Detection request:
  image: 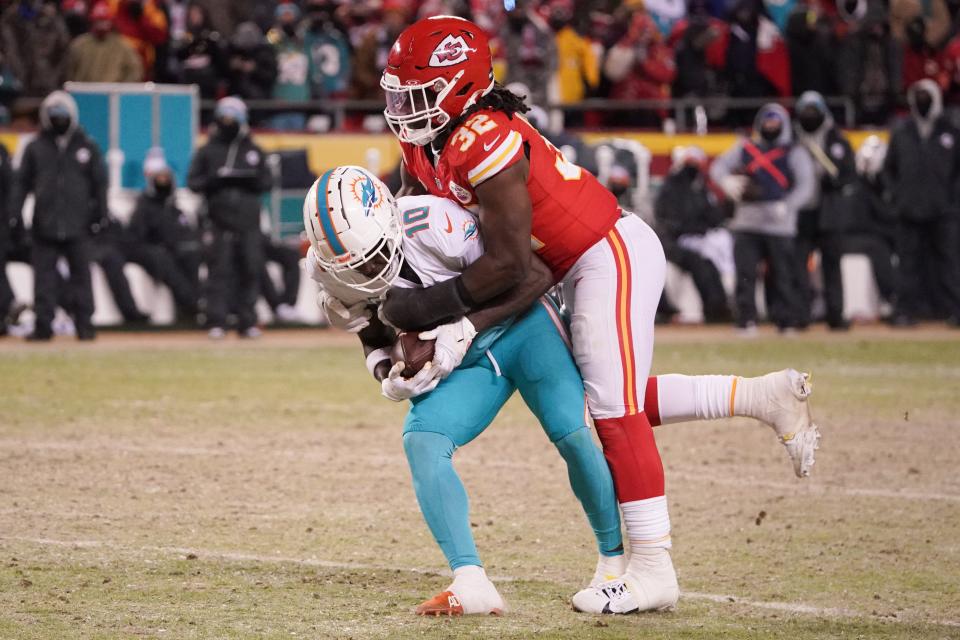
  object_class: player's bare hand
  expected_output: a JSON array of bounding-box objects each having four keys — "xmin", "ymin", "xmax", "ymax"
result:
[
  {"xmin": 419, "ymin": 317, "xmax": 477, "ymax": 379},
  {"xmin": 381, "ymin": 361, "xmax": 441, "ymax": 402}
]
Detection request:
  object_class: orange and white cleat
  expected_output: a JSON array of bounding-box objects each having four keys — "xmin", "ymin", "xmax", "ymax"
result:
[
  {"xmin": 414, "ymin": 566, "xmax": 505, "ymax": 616},
  {"xmin": 415, "ymin": 591, "xmax": 467, "ymax": 616}
]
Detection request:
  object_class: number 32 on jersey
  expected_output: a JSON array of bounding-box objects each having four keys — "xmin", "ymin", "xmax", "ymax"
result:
[{"xmin": 455, "ymin": 114, "xmax": 582, "ymax": 182}]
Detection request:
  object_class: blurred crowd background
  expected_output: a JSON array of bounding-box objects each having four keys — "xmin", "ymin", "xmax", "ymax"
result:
[
  {"xmin": 4, "ymin": 0, "xmax": 960, "ymax": 128},
  {"xmin": 1, "ymin": 0, "xmax": 959, "ymax": 341}
]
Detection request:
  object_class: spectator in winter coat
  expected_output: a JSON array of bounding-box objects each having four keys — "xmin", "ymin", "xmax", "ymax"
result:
[
  {"xmin": 838, "ymin": 4, "xmax": 899, "ymax": 126},
  {"xmin": 883, "ymin": 79, "xmax": 960, "ymax": 326},
  {"xmin": 549, "ymin": 0, "xmax": 599, "ymax": 105},
  {"xmin": 173, "ymin": 2, "xmax": 225, "ymax": 99},
  {"xmin": 889, "ymin": 0, "xmax": 951, "ymax": 50},
  {"xmin": 792, "ymin": 91, "xmax": 858, "ymax": 329},
  {"xmin": 106, "ymin": 0, "xmax": 169, "ymax": 80},
  {"xmin": 784, "ymin": 1, "xmax": 840, "ymax": 96},
  {"xmin": 65, "ymin": 2, "xmax": 143, "ymax": 82},
  {"xmin": 10, "ymin": 91, "xmax": 109, "ymax": 341},
  {"xmin": 844, "ymin": 135, "xmax": 898, "ymax": 315},
  {"xmin": 710, "ymin": 103, "xmax": 816, "ymax": 332},
  {"xmin": 725, "ymin": 0, "xmax": 784, "ymax": 105},
  {"xmin": 351, "ymin": 2, "xmax": 408, "ymax": 101},
  {"xmin": 0, "ymin": 0, "xmax": 70, "ymax": 97},
  {"xmin": 187, "ymin": 97, "xmax": 272, "ymax": 339},
  {"xmin": 127, "ymin": 149, "xmax": 201, "ymax": 320},
  {"xmin": 267, "ymin": 3, "xmax": 310, "ymax": 130},
  {"xmin": 899, "ymin": 15, "xmax": 952, "ymax": 92},
  {"xmin": 654, "ymin": 146, "xmax": 732, "ymax": 322},
  {"xmin": 502, "ymin": 0, "xmax": 557, "ymax": 107},
  {"xmin": 669, "ymin": 0, "xmax": 727, "ymax": 102},
  {"xmin": 225, "ymin": 22, "xmax": 278, "ymax": 104},
  {"xmin": 302, "ymin": 0, "xmax": 351, "ymax": 99},
  {"xmin": 603, "ymin": 8, "xmax": 676, "ymax": 126}
]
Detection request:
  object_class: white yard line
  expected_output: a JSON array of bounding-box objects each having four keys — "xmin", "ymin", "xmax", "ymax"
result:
[{"xmin": 1, "ymin": 535, "xmax": 957, "ymax": 628}]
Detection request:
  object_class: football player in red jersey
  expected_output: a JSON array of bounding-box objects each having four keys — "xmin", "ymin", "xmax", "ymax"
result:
[{"xmin": 374, "ymin": 16, "xmax": 820, "ymax": 615}]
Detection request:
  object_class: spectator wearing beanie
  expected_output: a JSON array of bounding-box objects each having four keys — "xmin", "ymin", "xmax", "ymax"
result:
[{"xmin": 187, "ymin": 97, "xmax": 271, "ymax": 339}]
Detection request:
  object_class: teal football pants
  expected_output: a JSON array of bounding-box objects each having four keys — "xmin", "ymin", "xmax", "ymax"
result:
[{"xmin": 402, "ymin": 299, "xmax": 622, "ymax": 570}]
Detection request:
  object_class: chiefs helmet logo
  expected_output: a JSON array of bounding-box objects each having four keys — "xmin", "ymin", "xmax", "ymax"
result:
[{"xmin": 429, "ymin": 35, "xmax": 476, "ymax": 67}]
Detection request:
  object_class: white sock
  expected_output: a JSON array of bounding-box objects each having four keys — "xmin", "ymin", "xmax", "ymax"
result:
[
  {"xmin": 592, "ymin": 553, "xmax": 628, "ymax": 586},
  {"xmin": 621, "ymin": 495, "xmax": 671, "ymax": 550},
  {"xmin": 450, "ymin": 565, "xmax": 503, "ymax": 614},
  {"xmin": 732, "ymin": 375, "xmax": 766, "ymax": 420},
  {"xmin": 452, "ymin": 565, "xmax": 487, "ymax": 584},
  {"xmin": 656, "ymin": 374, "xmax": 736, "ymax": 424}
]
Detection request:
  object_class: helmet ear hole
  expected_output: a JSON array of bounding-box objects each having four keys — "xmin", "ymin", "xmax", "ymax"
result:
[{"xmin": 455, "ymin": 82, "xmax": 474, "ymax": 97}]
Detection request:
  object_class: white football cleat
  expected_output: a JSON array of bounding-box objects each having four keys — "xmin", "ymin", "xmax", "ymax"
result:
[
  {"xmin": 415, "ymin": 565, "xmax": 505, "ymax": 616},
  {"xmin": 572, "ymin": 549, "xmax": 678, "ymax": 614},
  {"xmin": 738, "ymin": 369, "xmax": 821, "ymax": 478}
]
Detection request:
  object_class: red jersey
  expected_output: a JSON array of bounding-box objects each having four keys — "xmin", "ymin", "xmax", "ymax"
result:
[{"xmin": 400, "ymin": 109, "xmax": 620, "ymax": 279}]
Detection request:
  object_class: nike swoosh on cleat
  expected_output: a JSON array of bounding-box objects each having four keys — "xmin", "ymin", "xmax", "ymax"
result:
[{"xmin": 483, "ymin": 136, "xmax": 501, "ymax": 152}]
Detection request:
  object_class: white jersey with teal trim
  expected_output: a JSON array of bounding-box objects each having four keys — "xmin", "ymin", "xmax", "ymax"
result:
[
  {"xmin": 393, "ymin": 194, "xmax": 483, "ymax": 289},
  {"xmin": 310, "ymin": 194, "xmax": 482, "ymax": 304}
]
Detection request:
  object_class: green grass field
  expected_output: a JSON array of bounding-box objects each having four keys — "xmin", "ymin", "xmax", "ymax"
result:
[{"xmin": 1, "ymin": 328, "xmax": 958, "ymax": 639}]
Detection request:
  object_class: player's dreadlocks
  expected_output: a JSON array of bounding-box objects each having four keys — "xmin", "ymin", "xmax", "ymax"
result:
[
  {"xmin": 435, "ymin": 84, "xmax": 530, "ymax": 151},
  {"xmin": 467, "ymin": 83, "xmax": 531, "ymax": 120}
]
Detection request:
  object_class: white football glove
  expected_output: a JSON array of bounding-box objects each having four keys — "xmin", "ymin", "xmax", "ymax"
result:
[
  {"xmin": 719, "ymin": 174, "xmax": 749, "ymax": 202},
  {"xmin": 381, "ymin": 361, "xmax": 441, "ymax": 402},
  {"xmin": 419, "ymin": 317, "xmax": 477, "ymax": 379},
  {"xmin": 318, "ymin": 290, "xmax": 372, "ymax": 333}
]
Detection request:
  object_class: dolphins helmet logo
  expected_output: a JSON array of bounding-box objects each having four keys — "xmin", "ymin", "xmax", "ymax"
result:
[{"xmin": 349, "ymin": 174, "xmax": 382, "ymax": 217}]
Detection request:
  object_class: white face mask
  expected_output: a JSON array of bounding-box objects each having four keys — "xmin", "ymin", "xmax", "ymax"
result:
[{"xmin": 381, "ymin": 72, "xmax": 461, "ymax": 146}]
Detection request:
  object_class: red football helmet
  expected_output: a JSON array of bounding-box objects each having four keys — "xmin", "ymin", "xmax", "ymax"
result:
[{"xmin": 380, "ymin": 16, "xmax": 494, "ymax": 146}]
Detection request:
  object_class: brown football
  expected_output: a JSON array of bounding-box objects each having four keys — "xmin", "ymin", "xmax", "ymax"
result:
[{"xmin": 398, "ymin": 332, "xmax": 436, "ymax": 378}]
